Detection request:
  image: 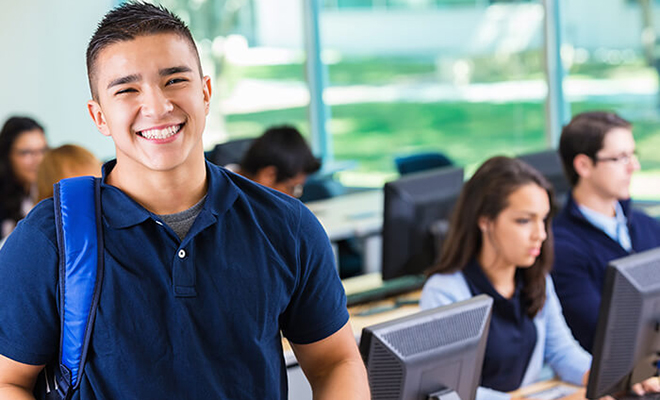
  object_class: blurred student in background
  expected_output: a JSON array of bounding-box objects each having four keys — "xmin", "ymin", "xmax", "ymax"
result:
[
  {"xmin": 552, "ymin": 111, "xmax": 660, "ymax": 353},
  {"xmin": 0, "ymin": 116, "xmax": 48, "ymax": 240},
  {"xmin": 238, "ymin": 125, "xmax": 364, "ymax": 278},
  {"xmin": 36, "ymin": 144, "xmax": 102, "ymax": 202},
  {"xmin": 421, "ymin": 156, "xmax": 591, "ymax": 400},
  {"xmin": 238, "ymin": 125, "xmax": 320, "ymax": 198},
  {"xmin": 420, "ymin": 155, "xmax": 659, "ymax": 399}
]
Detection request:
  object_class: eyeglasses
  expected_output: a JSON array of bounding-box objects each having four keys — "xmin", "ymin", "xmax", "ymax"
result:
[
  {"xmin": 291, "ymin": 183, "xmax": 304, "ymax": 199},
  {"xmin": 594, "ymin": 152, "xmax": 638, "ymax": 166},
  {"xmin": 12, "ymin": 147, "xmax": 47, "ymax": 158}
]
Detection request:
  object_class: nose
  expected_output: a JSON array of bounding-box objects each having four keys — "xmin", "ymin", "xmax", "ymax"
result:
[
  {"xmin": 533, "ymin": 220, "xmax": 547, "ymax": 242},
  {"xmin": 141, "ymin": 86, "xmax": 173, "ymax": 118},
  {"xmin": 630, "ymin": 154, "xmax": 641, "ymax": 172},
  {"xmin": 33, "ymin": 151, "xmax": 45, "ymax": 165}
]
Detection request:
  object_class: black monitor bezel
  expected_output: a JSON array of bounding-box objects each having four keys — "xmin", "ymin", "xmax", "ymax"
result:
[
  {"xmin": 587, "ymin": 247, "xmax": 660, "ymax": 398},
  {"xmin": 381, "ymin": 166, "xmax": 464, "ymax": 281}
]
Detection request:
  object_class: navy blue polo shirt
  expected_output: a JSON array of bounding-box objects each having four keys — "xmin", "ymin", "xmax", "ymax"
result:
[
  {"xmin": 463, "ymin": 259, "xmax": 537, "ymax": 392},
  {"xmin": 0, "ymin": 161, "xmax": 348, "ymax": 399},
  {"xmin": 552, "ymin": 193, "xmax": 660, "ymax": 352}
]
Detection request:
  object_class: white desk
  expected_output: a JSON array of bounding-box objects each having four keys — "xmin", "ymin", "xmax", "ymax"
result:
[{"xmin": 305, "ymin": 190, "xmax": 383, "ymax": 273}]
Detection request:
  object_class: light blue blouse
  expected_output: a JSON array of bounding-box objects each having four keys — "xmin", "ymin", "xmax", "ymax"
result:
[{"xmin": 420, "ymin": 273, "xmax": 591, "ymax": 400}]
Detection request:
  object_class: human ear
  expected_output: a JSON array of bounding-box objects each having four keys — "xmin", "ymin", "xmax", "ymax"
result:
[
  {"xmin": 202, "ymin": 75, "xmax": 212, "ymax": 115},
  {"xmin": 573, "ymin": 153, "xmax": 594, "ymax": 179},
  {"xmin": 478, "ymin": 216, "xmax": 490, "ymax": 232},
  {"xmin": 87, "ymin": 100, "xmax": 111, "ymax": 137},
  {"xmin": 254, "ymin": 166, "xmax": 278, "ymax": 187}
]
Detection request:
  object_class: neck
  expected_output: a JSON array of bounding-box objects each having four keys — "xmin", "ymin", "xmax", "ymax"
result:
[
  {"xmin": 477, "ymin": 249, "xmax": 517, "ymax": 299},
  {"xmin": 107, "ymin": 157, "xmax": 208, "ymax": 215},
  {"xmin": 572, "ymin": 183, "xmax": 616, "ymax": 217}
]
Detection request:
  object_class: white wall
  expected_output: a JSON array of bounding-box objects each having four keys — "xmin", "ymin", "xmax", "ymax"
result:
[
  {"xmin": 253, "ymin": 2, "xmax": 546, "ymax": 56},
  {"xmin": 254, "ymin": 0, "xmax": 660, "ymax": 55},
  {"xmin": 0, "ymin": 1, "xmax": 116, "ymax": 161}
]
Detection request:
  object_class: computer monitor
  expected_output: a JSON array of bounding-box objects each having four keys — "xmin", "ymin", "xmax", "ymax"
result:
[
  {"xmin": 360, "ymin": 295, "xmax": 492, "ymax": 400},
  {"xmin": 516, "ymin": 149, "xmax": 570, "ymax": 203},
  {"xmin": 381, "ymin": 166, "xmax": 464, "ymax": 281},
  {"xmin": 586, "ymin": 247, "xmax": 660, "ymax": 399}
]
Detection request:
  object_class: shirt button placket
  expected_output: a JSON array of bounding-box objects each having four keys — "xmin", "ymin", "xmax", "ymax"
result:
[{"xmin": 173, "ymin": 247, "xmax": 196, "ymax": 297}]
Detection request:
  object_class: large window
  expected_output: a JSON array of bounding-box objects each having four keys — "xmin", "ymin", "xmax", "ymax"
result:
[
  {"xmin": 157, "ymin": 0, "xmax": 312, "ymax": 149},
  {"xmin": 318, "ymin": 1, "xmax": 547, "ymax": 186},
  {"xmin": 323, "ymin": 0, "xmax": 530, "ymax": 10},
  {"xmin": 562, "ymin": 0, "xmax": 660, "ymax": 200},
  {"xmin": 159, "ymin": 0, "xmax": 660, "ymax": 198}
]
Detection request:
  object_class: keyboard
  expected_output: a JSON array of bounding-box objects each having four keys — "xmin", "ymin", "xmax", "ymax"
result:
[
  {"xmin": 619, "ymin": 394, "xmax": 660, "ymax": 400},
  {"xmin": 346, "ymin": 274, "xmax": 426, "ymax": 307}
]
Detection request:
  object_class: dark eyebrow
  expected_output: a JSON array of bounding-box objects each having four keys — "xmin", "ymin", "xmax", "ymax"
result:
[
  {"xmin": 107, "ymin": 74, "xmax": 141, "ymax": 90},
  {"xmin": 516, "ymin": 210, "xmax": 549, "ymax": 218},
  {"xmin": 160, "ymin": 66, "xmax": 193, "ymax": 76}
]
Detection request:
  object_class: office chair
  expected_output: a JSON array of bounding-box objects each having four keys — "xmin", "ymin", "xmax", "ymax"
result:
[
  {"xmin": 394, "ymin": 151, "xmax": 453, "ymax": 175},
  {"xmin": 517, "ymin": 149, "xmax": 571, "ymax": 205},
  {"xmin": 205, "ymin": 137, "xmax": 255, "ymax": 167},
  {"xmin": 299, "ymin": 177, "xmax": 346, "ymax": 203}
]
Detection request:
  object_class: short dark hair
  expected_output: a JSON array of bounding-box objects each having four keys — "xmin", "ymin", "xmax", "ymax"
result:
[
  {"xmin": 559, "ymin": 111, "xmax": 632, "ymax": 186},
  {"xmin": 426, "ymin": 156, "xmax": 555, "ymax": 318},
  {"xmin": 86, "ymin": 1, "xmax": 201, "ymax": 100},
  {"xmin": 240, "ymin": 125, "xmax": 321, "ymax": 182}
]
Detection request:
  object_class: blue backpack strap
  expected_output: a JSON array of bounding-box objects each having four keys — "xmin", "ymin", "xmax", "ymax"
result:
[{"xmin": 43, "ymin": 176, "xmax": 104, "ymax": 399}]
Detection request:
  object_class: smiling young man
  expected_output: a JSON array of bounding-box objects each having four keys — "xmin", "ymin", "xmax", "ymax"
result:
[
  {"xmin": 551, "ymin": 111, "xmax": 660, "ymax": 353},
  {"xmin": 0, "ymin": 3, "xmax": 368, "ymax": 399}
]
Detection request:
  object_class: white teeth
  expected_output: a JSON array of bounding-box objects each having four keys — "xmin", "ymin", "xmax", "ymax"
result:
[{"xmin": 139, "ymin": 124, "xmax": 181, "ymax": 139}]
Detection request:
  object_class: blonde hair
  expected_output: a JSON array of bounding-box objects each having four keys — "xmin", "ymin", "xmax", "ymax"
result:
[{"xmin": 36, "ymin": 144, "xmax": 101, "ymax": 202}]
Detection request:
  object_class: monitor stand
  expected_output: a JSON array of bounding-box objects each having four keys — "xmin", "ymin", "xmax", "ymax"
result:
[{"xmin": 427, "ymin": 388, "xmax": 461, "ymax": 400}]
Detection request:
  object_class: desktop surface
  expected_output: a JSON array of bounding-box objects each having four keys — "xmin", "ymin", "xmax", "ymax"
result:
[
  {"xmin": 285, "ymin": 281, "xmax": 591, "ymax": 400},
  {"xmin": 305, "ymin": 189, "xmax": 383, "ymax": 241}
]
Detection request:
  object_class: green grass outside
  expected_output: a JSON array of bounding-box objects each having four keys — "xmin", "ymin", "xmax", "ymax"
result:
[
  {"xmin": 222, "ymin": 56, "xmax": 660, "ymax": 197},
  {"xmin": 220, "ymin": 52, "xmax": 650, "ymax": 90},
  {"xmin": 225, "ymin": 100, "xmax": 660, "ymax": 198}
]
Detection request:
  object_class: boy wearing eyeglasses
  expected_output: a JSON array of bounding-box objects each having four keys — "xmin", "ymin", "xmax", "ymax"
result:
[{"xmin": 551, "ymin": 111, "xmax": 660, "ymax": 353}]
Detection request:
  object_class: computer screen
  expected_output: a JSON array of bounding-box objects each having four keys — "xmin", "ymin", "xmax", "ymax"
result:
[
  {"xmin": 516, "ymin": 149, "xmax": 570, "ymax": 203},
  {"xmin": 587, "ymin": 247, "xmax": 660, "ymax": 399},
  {"xmin": 360, "ymin": 295, "xmax": 492, "ymax": 400},
  {"xmin": 381, "ymin": 166, "xmax": 464, "ymax": 281}
]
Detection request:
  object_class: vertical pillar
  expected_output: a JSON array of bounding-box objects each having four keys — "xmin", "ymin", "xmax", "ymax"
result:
[
  {"xmin": 543, "ymin": 0, "xmax": 570, "ymax": 148},
  {"xmin": 303, "ymin": 0, "xmax": 333, "ymax": 164}
]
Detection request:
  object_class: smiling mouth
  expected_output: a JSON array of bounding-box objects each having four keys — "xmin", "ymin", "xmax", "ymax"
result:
[{"xmin": 137, "ymin": 123, "xmax": 184, "ymax": 140}]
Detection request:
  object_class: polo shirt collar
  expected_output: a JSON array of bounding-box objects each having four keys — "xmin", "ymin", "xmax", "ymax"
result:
[
  {"xmin": 463, "ymin": 258, "xmax": 524, "ymax": 301},
  {"xmin": 202, "ymin": 160, "xmax": 239, "ymax": 217},
  {"xmin": 577, "ymin": 201, "xmax": 626, "ymax": 236},
  {"xmin": 100, "ymin": 160, "xmax": 239, "ymax": 229},
  {"xmin": 565, "ymin": 191, "xmax": 633, "ymax": 224}
]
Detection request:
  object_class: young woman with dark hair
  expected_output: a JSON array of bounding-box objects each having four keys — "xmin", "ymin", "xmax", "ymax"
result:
[
  {"xmin": 422, "ymin": 156, "xmax": 591, "ymax": 399},
  {"xmin": 421, "ymin": 156, "xmax": 660, "ymax": 399},
  {"xmin": 0, "ymin": 116, "xmax": 47, "ymax": 239}
]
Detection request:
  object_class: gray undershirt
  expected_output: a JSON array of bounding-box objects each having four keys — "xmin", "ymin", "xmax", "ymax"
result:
[{"xmin": 158, "ymin": 195, "xmax": 207, "ymax": 240}]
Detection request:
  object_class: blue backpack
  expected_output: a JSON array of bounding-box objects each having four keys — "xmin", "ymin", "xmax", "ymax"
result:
[{"xmin": 34, "ymin": 176, "xmax": 103, "ymax": 400}]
